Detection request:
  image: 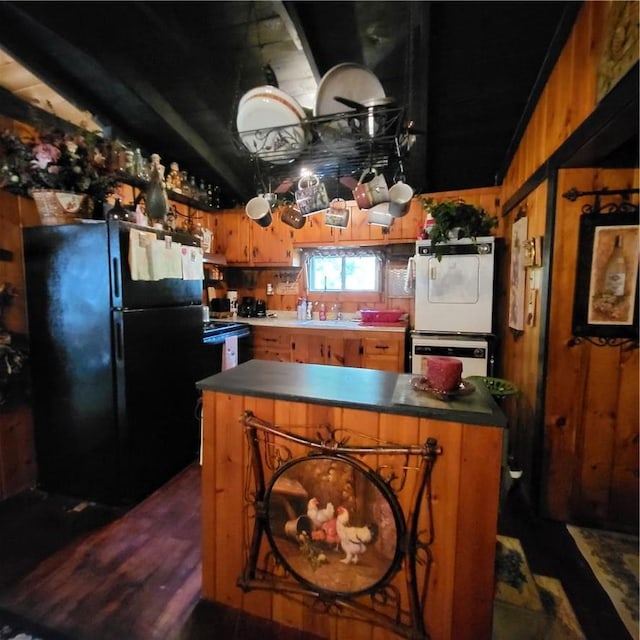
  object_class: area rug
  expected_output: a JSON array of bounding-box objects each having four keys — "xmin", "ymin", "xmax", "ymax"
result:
[
  {"xmin": 0, "ymin": 608, "xmax": 72, "ymax": 640},
  {"xmin": 567, "ymin": 525, "xmax": 639, "ymax": 640}
]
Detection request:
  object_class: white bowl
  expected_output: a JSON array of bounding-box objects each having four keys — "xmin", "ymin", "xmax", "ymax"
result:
[{"xmin": 236, "ymin": 86, "xmax": 307, "ymax": 164}]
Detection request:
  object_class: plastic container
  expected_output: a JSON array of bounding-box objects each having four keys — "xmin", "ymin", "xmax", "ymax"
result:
[{"xmin": 359, "ymin": 309, "xmax": 407, "ymax": 324}]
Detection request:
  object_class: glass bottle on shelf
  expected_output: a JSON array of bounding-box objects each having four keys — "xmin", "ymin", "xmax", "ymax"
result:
[
  {"xmin": 180, "ymin": 171, "xmax": 191, "ymax": 197},
  {"xmin": 189, "ymin": 175, "xmax": 198, "ymax": 200},
  {"xmin": 206, "ymin": 183, "xmax": 214, "ymax": 208},
  {"xmin": 199, "ymin": 179, "xmax": 207, "ymax": 204},
  {"xmin": 134, "ymin": 148, "xmax": 149, "ymax": 181}
]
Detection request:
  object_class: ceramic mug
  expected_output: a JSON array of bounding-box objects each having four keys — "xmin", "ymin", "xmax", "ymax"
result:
[
  {"xmin": 280, "ymin": 203, "xmax": 306, "ymax": 229},
  {"xmin": 388, "ymin": 180, "xmax": 414, "ymax": 218},
  {"xmin": 324, "ymin": 198, "xmax": 350, "ymax": 228},
  {"xmin": 245, "ymin": 196, "xmax": 273, "ymax": 227},
  {"xmin": 352, "ymin": 168, "xmax": 389, "ymax": 210},
  {"xmin": 295, "ymin": 174, "xmax": 330, "ymax": 216}
]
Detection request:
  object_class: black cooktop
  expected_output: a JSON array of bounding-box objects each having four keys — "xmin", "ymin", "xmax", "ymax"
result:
[{"xmin": 203, "ymin": 320, "xmax": 251, "ymax": 343}]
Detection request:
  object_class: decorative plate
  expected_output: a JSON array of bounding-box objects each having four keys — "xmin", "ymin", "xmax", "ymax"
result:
[
  {"xmin": 313, "ymin": 63, "xmax": 385, "ymax": 136},
  {"xmin": 411, "ymin": 376, "xmax": 476, "ymax": 401},
  {"xmin": 236, "ymin": 86, "xmax": 307, "ymax": 164}
]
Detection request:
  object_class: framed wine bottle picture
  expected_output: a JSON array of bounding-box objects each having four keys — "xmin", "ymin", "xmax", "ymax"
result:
[{"xmin": 572, "ymin": 211, "xmax": 639, "ymax": 341}]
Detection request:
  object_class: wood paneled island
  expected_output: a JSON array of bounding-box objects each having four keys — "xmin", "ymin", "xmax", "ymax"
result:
[{"xmin": 197, "ymin": 360, "xmax": 506, "ymax": 640}]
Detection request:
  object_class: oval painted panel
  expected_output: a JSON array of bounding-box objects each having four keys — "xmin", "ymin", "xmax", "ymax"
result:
[{"xmin": 264, "ymin": 454, "xmax": 404, "ymax": 597}]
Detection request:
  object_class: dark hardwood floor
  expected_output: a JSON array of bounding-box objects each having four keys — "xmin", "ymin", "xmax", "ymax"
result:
[{"xmin": 0, "ymin": 463, "xmax": 632, "ymax": 640}]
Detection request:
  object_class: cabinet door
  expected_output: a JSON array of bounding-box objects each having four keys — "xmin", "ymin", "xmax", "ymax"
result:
[
  {"xmin": 219, "ymin": 210, "xmax": 251, "ymax": 264},
  {"xmin": 291, "ymin": 213, "xmax": 333, "ymax": 244},
  {"xmin": 253, "ymin": 326, "xmax": 292, "ymax": 362},
  {"xmin": 251, "ymin": 214, "xmax": 295, "ymax": 265},
  {"xmin": 362, "ymin": 333, "xmax": 405, "ymax": 372},
  {"xmin": 385, "ymin": 199, "xmax": 423, "ymax": 242},
  {"xmin": 346, "ymin": 203, "xmax": 387, "ymax": 243},
  {"xmin": 324, "ymin": 334, "xmax": 346, "ymax": 366},
  {"xmin": 290, "ymin": 332, "xmax": 325, "ymax": 364},
  {"xmin": 343, "ymin": 337, "xmax": 363, "ymax": 368}
]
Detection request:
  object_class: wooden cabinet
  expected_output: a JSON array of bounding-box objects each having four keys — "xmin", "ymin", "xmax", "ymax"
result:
[
  {"xmin": 210, "ymin": 208, "xmax": 297, "ymax": 266},
  {"xmin": 252, "ymin": 326, "xmax": 406, "ymax": 372},
  {"xmin": 252, "ymin": 326, "xmax": 291, "ymax": 362},
  {"xmin": 361, "ymin": 334, "xmax": 405, "ymax": 372},
  {"xmin": 290, "ymin": 331, "xmax": 346, "ymax": 366}
]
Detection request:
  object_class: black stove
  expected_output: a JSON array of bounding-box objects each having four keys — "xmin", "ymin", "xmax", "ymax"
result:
[{"xmin": 203, "ymin": 320, "xmax": 251, "ymax": 344}]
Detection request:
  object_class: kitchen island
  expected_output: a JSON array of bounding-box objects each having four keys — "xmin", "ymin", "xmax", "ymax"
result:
[{"xmin": 197, "ymin": 360, "xmax": 506, "ymax": 640}]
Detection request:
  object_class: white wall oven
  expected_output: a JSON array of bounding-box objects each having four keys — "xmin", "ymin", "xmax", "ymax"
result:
[{"xmin": 413, "ymin": 237, "xmax": 495, "ymax": 334}]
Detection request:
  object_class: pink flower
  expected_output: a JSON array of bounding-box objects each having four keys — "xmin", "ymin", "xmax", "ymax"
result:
[{"xmin": 32, "ymin": 143, "xmax": 61, "ymax": 169}]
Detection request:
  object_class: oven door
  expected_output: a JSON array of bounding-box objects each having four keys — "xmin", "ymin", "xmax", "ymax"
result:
[
  {"xmin": 411, "ymin": 334, "xmax": 490, "ymax": 377},
  {"xmin": 414, "ymin": 238, "xmax": 495, "ymax": 333}
]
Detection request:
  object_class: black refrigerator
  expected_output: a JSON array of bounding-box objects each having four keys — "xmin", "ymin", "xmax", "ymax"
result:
[{"xmin": 23, "ymin": 219, "xmax": 204, "ymax": 504}]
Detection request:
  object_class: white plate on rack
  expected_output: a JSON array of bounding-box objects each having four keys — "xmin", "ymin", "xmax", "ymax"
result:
[
  {"xmin": 236, "ymin": 86, "xmax": 307, "ymax": 164},
  {"xmin": 313, "ymin": 63, "xmax": 385, "ymax": 135}
]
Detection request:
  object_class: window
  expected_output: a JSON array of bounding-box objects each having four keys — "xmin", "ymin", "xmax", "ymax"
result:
[{"xmin": 307, "ymin": 252, "xmax": 381, "ymax": 292}]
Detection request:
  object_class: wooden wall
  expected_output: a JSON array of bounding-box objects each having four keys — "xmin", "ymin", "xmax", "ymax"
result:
[
  {"xmin": 501, "ymin": 1, "xmax": 608, "ymax": 204},
  {"xmin": 543, "ymin": 168, "xmax": 639, "ymax": 530},
  {"xmin": 0, "ymin": 190, "xmax": 38, "ymax": 497},
  {"xmin": 497, "ymin": 1, "xmax": 639, "ymax": 529},
  {"xmin": 494, "ymin": 182, "xmax": 548, "ymax": 501}
]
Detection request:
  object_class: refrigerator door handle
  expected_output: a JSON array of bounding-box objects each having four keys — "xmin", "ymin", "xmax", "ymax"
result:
[
  {"xmin": 112, "ymin": 256, "xmax": 121, "ymax": 299},
  {"xmin": 114, "ymin": 317, "xmax": 124, "ymax": 361}
]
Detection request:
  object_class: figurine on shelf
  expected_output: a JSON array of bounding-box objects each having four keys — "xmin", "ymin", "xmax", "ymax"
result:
[
  {"xmin": 166, "ymin": 162, "xmax": 182, "ymax": 193},
  {"xmin": 146, "ymin": 154, "xmax": 169, "ymax": 224}
]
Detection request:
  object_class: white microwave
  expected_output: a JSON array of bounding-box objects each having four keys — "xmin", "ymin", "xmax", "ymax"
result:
[{"xmin": 412, "ymin": 237, "xmax": 495, "ymax": 334}]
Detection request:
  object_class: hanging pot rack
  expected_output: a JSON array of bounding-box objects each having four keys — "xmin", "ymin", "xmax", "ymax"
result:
[{"xmin": 233, "ymin": 105, "xmax": 409, "ymax": 193}]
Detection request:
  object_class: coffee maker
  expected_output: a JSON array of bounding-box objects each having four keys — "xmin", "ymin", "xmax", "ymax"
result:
[{"xmin": 238, "ymin": 296, "xmax": 255, "ymax": 317}]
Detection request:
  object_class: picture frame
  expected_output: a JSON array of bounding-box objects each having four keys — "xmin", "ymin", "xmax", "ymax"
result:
[
  {"xmin": 572, "ymin": 211, "xmax": 639, "ymax": 340},
  {"xmin": 263, "ymin": 454, "xmax": 405, "ymax": 597},
  {"xmin": 509, "ymin": 215, "xmax": 528, "ymax": 332}
]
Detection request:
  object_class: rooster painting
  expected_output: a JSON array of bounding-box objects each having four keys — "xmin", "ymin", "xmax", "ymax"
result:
[
  {"xmin": 336, "ymin": 506, "xmax": 379, "ymax": 564},
  {"xmin": 306, "ymin": 497, "xmax": 335, "ymax": 528}
]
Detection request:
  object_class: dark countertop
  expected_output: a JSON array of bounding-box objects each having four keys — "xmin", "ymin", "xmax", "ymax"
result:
[{"xmin": 196, "ymin": 360, "xmax": 506, "ymax": 428}]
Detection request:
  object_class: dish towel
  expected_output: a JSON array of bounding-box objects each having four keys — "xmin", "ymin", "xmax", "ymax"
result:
[{"xmin": 223, "ymin": 335, "xmax": 238, "ymax": 370}]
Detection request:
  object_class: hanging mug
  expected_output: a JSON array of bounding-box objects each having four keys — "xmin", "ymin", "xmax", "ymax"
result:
[
  {"xmin": 324, "ymin": 198, "xmax": 350, "ymax": 228},
  {"xmin": 387, "ymin": 180, "xmax": 414, "ymax": 218},
  {"xmin": 245, "ymin": 195, "xmax": 273, "ymax": 227},
  {"xmin": 352, "ymin": 168, "xmax": 389, "ymax": 210},
  {"xmin": 295, "ymin": 174, "xmax": 330, "ymax": 216},
  {"xmin": 280, "ymin": 203, "xmax": 306, "ymax": 229}
]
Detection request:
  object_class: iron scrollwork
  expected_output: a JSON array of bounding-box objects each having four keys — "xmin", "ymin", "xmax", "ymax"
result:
[
  {"xmin": 563, "ymin": 187, "xmax": 639, "ymax": 349},
  {"xmin": 238, "ymin": 411, "xmax": 442, "ymax": 640}
]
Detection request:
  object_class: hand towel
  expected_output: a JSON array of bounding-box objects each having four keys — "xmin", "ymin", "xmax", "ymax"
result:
[{"xmin": 222, "ymin": 335, "xmax": 238, "ymax": 370}]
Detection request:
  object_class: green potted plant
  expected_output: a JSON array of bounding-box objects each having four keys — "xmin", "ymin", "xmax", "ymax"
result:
[{"xmin": 421, "ymin": 197, "xmax": 498, "ymax": 259}]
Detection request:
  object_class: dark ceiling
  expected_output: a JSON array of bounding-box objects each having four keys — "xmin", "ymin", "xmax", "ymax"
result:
[{"xmin": 0, "ymin": 1, "xmax": 582, "ymax": 207}]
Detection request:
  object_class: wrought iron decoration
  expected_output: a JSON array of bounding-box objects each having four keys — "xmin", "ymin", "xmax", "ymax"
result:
[
  {"xmin": 563, "ymin": 187, "xmax": 639, "ymax": 349},
  {"xmin": 238, "ymin": 411, "xmax": 443, "ymax": 640}
]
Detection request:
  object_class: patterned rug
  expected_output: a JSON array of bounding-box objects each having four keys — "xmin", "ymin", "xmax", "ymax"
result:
[{"xmin": 567, "ymin": 525, "xmax": 639, "ymax": 640}]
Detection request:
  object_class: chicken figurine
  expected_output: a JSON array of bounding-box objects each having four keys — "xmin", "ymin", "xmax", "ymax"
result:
[{"xmin": 336, "ymin": 506, "xmax": 379, "ymax": 564}]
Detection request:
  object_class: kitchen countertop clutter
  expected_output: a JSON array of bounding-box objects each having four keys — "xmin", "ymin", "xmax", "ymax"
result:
[{"xmin": 232, "ymin": 314, "xmax": 408, "ymax": 332}]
